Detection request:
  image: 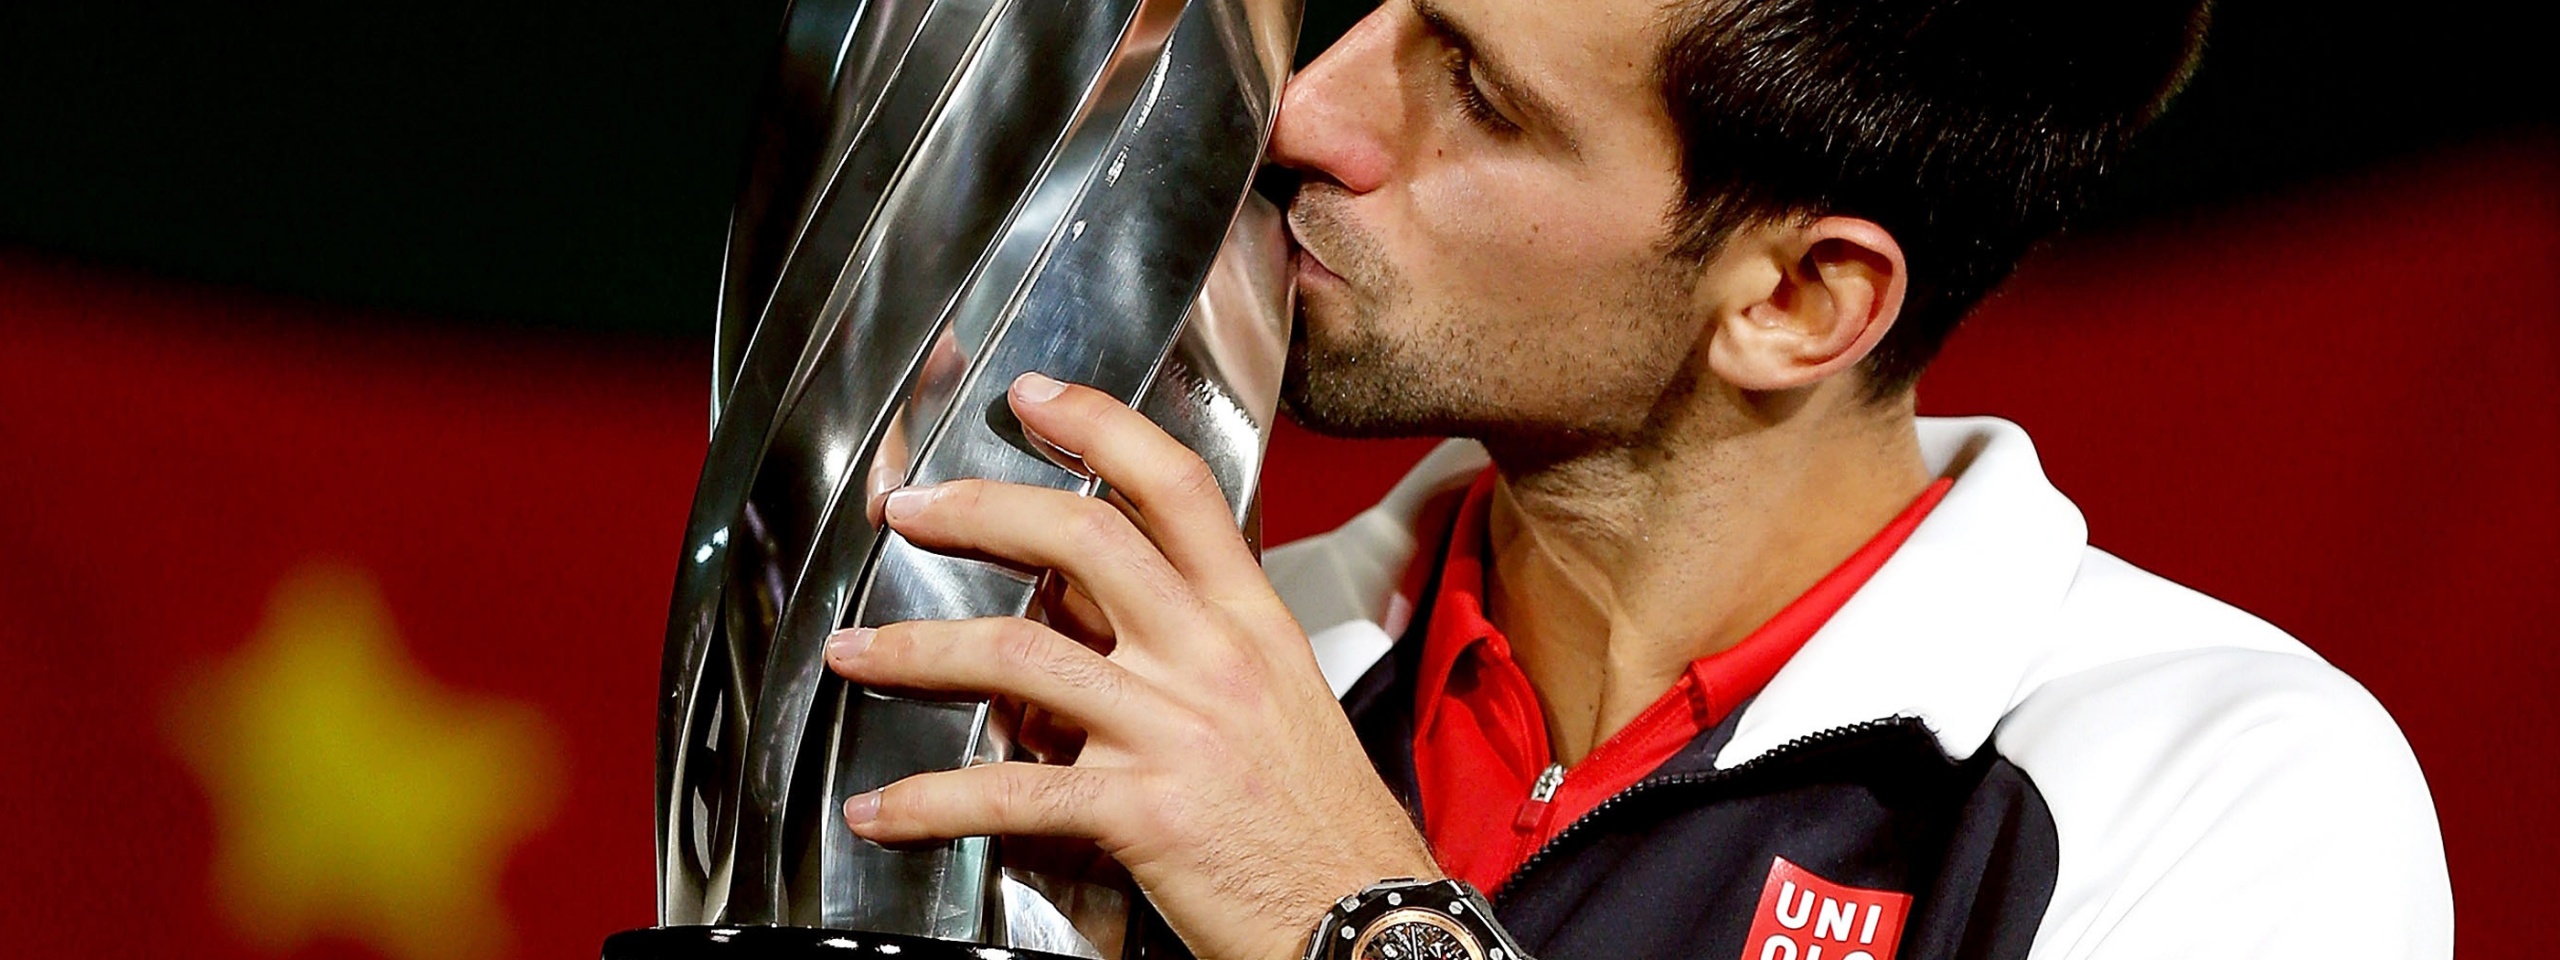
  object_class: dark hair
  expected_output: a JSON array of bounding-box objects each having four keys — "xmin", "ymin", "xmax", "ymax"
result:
[{"xmin": 1659, "ymin": 0, "xmax": 2211, "ymax": 399}]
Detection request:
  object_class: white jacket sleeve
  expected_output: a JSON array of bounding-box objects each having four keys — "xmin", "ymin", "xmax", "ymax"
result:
[{"xmin": 1996, "ymin": 645, "xmax": 2453, "ymax": 959}]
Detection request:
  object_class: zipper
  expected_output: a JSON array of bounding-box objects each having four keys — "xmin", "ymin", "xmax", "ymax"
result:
[
  {"xmin": 1531, "ymin": 762, "xmax": 1567, "ymax": 802},
  {"xmin": 1493, "ymin": 717, "xmax": 1923, "ymax": 909},
  {"xmin": 1511, "ymin": 762, "xmax": 1567, "ymax": 832}
]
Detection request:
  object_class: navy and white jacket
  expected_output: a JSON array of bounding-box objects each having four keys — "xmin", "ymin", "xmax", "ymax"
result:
[{"xmin": 1263, "ymin": 417, "xmax": 2452, "ymax": 960}]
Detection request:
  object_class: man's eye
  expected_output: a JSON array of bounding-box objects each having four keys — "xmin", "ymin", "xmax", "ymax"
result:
[{"xmin": 1443, "ymin": 49, "xmax": 1519, "ymax": 135}]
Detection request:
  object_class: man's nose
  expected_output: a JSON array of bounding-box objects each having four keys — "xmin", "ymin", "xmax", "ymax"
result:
[{"xmin": 1265, "ymin": 7, "xmax": 1400, "ymax": 195}]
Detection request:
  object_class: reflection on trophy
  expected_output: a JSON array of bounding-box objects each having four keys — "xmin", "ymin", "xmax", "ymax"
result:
[{"xmin": 602, "ymin": 0, "xmax": 1302, "ymax": 957}]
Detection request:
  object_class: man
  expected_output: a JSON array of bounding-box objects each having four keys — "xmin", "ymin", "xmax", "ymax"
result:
[{"xmin": 816, "ymin": 0, "xmax": 2453, "ymax": 957}]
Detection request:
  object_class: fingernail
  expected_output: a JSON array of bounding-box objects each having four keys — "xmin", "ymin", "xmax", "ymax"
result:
[
  {"xmin": 884, "ymin": 486, "xmax": 933, "ymax": 522},
  {"xmin": 1013, "ymin": 372, "xmax": 1067, "ymax": 403},
  {"xmin": 844, "ymin": 790, "xmax": 881, "ymax": 826},
  {"xmin": 825, "ymin": 627, "xmax": 875, "ymax": 662}
]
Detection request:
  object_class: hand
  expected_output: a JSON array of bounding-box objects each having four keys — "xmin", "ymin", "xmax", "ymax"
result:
[{"xmin": 826, "ymin": 372, "xmax": 1442, "ymax": 960}]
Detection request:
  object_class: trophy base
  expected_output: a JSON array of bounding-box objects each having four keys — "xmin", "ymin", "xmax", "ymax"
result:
[{"xmin": 603, "ymin": 926, "xmax": 1088, "ymax": 960}]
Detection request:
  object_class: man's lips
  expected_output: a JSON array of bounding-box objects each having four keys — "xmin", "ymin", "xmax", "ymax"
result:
[
  {"xmin": 1294, "ymin": 246, "xmax": 1343, "ymax": 287},
  {"xmin": 1284, "ymin": 216, "xmax": 1345, "ymax": 287}
]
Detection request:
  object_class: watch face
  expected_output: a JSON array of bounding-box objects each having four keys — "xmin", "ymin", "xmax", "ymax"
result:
[{"xmin": 1350, "ymin": 907, "xmax": 1484, "ymax": 960}]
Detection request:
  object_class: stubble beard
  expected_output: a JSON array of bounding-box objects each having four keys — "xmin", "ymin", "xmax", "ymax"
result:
[
  {"xmin": 1281, "ymin": 300, "xmax": 1484, "ymax": 438},
  {"xmin": 1280, "ymin": 189, "xmax": 1494, "ymax": 439},
  {"xmin": 1279, "ymin": 188, "xmax": 1700, "ymax": 453}
]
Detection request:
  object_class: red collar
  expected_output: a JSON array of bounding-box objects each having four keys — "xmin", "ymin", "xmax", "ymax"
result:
[{"xmin": 1410, "ymin": 469, "xmax": 1955, "ymax": 894}]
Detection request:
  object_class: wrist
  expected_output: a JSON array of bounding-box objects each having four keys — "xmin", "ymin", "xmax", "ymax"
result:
[{"xmin": 1251, "ymin": 845, "xmax": 1442, "ymax": 960}]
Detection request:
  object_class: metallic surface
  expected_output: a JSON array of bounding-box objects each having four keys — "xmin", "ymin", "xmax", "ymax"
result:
[
  {"xmin": 659, "ymin": 0, "xmax": 1012, "ymax": 922},
  {"xmin": 712, "ymin": 0, "xmax": 935, "ymax": 424},
  {"xmin": 605, "ymin": 925, "xmax": 1086, "ymax": 960},
  {"xmin": 650, "ymin": 0, "xmax": 1301, "ymax": 950},
  {"xmin": 722, "ymin": 0, "xmax": 1180, "ymax": 925}
]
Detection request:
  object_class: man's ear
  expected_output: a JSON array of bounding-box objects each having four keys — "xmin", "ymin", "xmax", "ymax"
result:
[{"xmin": 1703, "ymin": 216, "xmax": 1908, "ymax": 393}]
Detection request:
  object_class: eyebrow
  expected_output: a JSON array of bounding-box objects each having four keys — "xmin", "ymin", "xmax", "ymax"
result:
[{"xmin": 1411, "ymin": 0, "xmax": 1583, "ymax": 154}]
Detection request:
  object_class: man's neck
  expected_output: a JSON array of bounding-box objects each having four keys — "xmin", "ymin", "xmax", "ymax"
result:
[{"xmin": 1478, "ymin": 389, "xmax": 1931, "ymax": 766}]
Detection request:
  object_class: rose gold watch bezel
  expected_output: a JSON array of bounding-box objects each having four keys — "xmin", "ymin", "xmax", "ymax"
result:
[{"xmin": 1347, "ymin": 906, "xmax": 1486, "ymax": 960}]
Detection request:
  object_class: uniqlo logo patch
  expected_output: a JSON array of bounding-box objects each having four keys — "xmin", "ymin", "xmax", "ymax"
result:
[{"xmin": 1739, "ymin": 857, "xmax": 1913, "ymax": 960}]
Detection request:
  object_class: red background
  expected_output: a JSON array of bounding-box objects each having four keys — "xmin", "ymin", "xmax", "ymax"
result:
[{"xmin": 1, "ymin": 138, "xmax": 2550, "ymax": 956}]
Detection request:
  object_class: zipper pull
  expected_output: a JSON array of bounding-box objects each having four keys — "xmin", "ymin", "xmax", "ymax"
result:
[
  {"xmin": 1531, "ymin": 763, "xmax": 1566, "ymax": 802},
  {"xmin": 1513, "ymin": 763, "xmax": 1566, "ymax": 831}
]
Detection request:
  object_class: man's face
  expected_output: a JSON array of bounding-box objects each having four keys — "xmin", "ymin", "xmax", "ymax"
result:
[{"xmin": 1272, "ymin": 0, "xmax": 1700, "ymax": 445}]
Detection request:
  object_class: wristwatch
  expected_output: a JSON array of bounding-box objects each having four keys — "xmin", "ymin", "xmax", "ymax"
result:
[{"xmin": 1302, "ymin": 878, "xmax": 1533, "ymax": 960}]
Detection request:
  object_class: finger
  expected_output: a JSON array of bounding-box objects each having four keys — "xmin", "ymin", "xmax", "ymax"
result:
[
  {"xmin": 1007, "ymin": 373, "xmax": 1267, "ymax": 599},
  {"xmin": 869, "ymin": 331, "xmax": 969, "ymax": 525},
  {"xmin": 826, "ymin": 618, "xmax": 1162, "ymax": 741},
  {"xmin": 845, "ymin": 762, "xmax": 1127, "ymax": 846},
  {"xmin": 1035, "ymin": 575, "xmax": 1117, "ymax": 655},
  {"xmin": 865, "ymin": 420, "xmax": 911, "ymax": 528},
  {"xmin": 882, "ymin": 479, "xmax": 1207, "ymax": 644},
  {"xmin": 998, "ymin": 836, "xmax": 1129, "ymax": 888},
  {"xmin": 1015, "ymin": 703, "xmax": 1089, "ymax": 765}
]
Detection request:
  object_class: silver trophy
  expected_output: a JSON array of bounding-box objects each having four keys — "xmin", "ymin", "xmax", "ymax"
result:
[{"xmin": 604, "ymin": 0, "xmax": 1301, "ymax": 957}]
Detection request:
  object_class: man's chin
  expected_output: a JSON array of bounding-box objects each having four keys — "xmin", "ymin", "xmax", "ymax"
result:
[
  {"xmin": 1281, "ymin": 297, "xmax": 1474, "ymax": 439},
  {"xmin": 1277, "ymin": 393, "xmax": 1433, "ymax": 440},
  {"xmin": 1279, "ymin": 350, "xmax": 1370, "ymax": 438},
  {"xmin": 1279, "ymin": 351, "xmax": 1447, "ymax": 440}
]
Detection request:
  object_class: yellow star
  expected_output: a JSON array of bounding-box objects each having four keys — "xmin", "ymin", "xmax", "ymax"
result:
[{"xmin": 170, "ymin": 564, "xmax": 561, "ymax": 960}]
